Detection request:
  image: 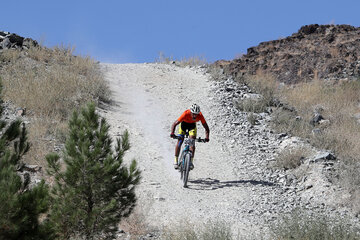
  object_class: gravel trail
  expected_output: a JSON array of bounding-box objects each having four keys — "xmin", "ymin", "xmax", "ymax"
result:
[{"xmin": 98, "ymin": 63, "xmax": 334, "ymax": 238}]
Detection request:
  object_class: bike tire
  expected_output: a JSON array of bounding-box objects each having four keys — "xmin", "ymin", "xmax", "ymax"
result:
[
  {"xmin": 179, "ymin": 151, "xmax": 184, "ymax": 180},
  {"xmin": 183, "ymin": 153, "xmax": 191, "ymax": 187},
  {"xmin": 180, "ymin": 161, "xmax": 184, "ymax": 180}
]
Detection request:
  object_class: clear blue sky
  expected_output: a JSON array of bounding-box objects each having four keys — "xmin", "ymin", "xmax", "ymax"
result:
[{"xmin": 2, "ymin": 0, "xmax": 360, "ymax": 63}]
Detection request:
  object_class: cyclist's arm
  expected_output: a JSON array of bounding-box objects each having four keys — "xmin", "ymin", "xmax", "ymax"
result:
[
  {"xmin": 202, "ymin": 121, "xmax": 210, "ymax": 139},
  {"xmin": 171, "ymin": 120, "xmax": 180, "ymax": 135}
]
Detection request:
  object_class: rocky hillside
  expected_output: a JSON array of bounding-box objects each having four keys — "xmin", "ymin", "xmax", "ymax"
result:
[{"xmin": 215, "ymin": 24, "xmax": 360, "ymax": 83}]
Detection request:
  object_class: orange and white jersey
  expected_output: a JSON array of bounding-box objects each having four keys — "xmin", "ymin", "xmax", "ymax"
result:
[{"xmin": 177, "ymin": 109, "xmax": 206, "ymax": 124}]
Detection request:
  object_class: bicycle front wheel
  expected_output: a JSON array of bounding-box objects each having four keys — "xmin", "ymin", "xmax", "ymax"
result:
[
  {"xmin": 183, "ymin": 153, "xmax": 191, "ymax": 188},
  {"xmin": 179, "ymin": 151, "xmax": 184, "ymax": 180}
]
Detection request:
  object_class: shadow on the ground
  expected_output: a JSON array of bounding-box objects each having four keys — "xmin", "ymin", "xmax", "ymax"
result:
[{"xmin": 187, "ymin": 178, "xmax": 276, "ymax": 190}]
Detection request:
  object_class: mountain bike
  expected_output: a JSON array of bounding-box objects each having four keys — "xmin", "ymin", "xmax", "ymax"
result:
[{"xmin": 173, "ymin": 134, "xmax": 206, "ymax": 188}]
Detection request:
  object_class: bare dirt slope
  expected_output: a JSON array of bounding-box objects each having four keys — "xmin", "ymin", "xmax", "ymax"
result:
[{"xmin": 98, "ymin": 63, "xmax": 348, "ymax": 238}]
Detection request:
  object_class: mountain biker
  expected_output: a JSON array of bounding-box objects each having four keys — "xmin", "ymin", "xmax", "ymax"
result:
[{"xmin": 170, "ymin": 104, "xmax": 210, "ymax": 170}]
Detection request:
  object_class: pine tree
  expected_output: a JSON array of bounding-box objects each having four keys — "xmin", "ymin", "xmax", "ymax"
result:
[
  {"xmin": 47, "ymin": 103, "xmax": 141, "ymax": 239},
  {"xmin": 0, "ymin": 79, "xmax": 54, "ymax": 240}
]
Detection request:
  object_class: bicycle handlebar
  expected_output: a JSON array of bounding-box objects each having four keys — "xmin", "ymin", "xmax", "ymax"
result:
[{"xmin": 171, "ymin": 135, "xmax": 207, "ymax": 142}]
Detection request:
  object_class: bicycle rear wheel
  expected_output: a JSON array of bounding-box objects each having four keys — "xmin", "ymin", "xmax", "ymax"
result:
[{"xmin": 183, "ymin": 153, "xmax": 191, "ymax": 187}]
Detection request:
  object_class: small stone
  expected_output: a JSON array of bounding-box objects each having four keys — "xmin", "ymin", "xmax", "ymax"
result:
[
  {"xmin": 16, "ymin": 108, "xmax": 26, "ymax": 116},
  {"xmin": 23, "ymin": 164, "xmax": 41, "ymax": 172},
  {"xmin": 312, "ymin": 152, "xmax": 336, "ymax": 163},
  {"xmin": 312, "ymin": 128, "xmax": 321, "ymax": 135}
]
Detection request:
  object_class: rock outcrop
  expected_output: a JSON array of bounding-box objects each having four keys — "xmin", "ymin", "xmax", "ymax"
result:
[
  {"xmin": 0, "ymin": 31, "xmax": 38, "ymax": 51},
  {"xmin": 215, "ymin": 24, "xmax": 360, "ymax": 83}
]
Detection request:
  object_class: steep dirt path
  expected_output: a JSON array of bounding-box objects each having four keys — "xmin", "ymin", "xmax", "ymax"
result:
[{"xmin": 99, "ymin": 63, "xmax": 286, "ymax": 238}]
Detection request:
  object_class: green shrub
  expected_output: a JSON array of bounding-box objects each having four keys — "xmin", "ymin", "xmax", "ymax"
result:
[
  {"xmin": 0, "ymin": 80, "xmax": 54, "ymax": 239},
  {"xmin": 47, "ymin": 103, "xmax": 141, "ymax": 239}
]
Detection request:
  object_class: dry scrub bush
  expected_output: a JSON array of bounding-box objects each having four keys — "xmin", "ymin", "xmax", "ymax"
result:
[
  {"xmin": 0, "ymin": 46, "xmax": 109, "ymax": 166},
  {"xmin": 243, "ymin": 73, "xmax": 280, "ymax": 104},
  {"xmin": 156, "ymin": 51, "xmax": 174, "ymax": 64},
  {"xmin": 0, "ymin": 48, "xmax": 22, "ymax": 62},
  {"xmin": 349, "ymin": 189, "xmax": 360, "ymax": 217},
  {"xmin": 24, "ymin": 119, "xmax": 52, "ymax": 165},
  {"xmin": 271, "ymin": 209, "xmax": 360, "ymax": 240},
  {"xmin": 23, "ymin": 119, "xmax": 67, "ymax": 165},
  {"xmin": 237, "ymin": 98, "xmax": 270, "ymax": 113},
  {"xmin": 119, "ymin": 204, "xmax": 151, "ymax": 239},
  {"xmin": 156, "ymin": 52, "xmax": 208, "ymax": 67},
  {"xmin": 247, "ymin": 112, "xmax": 258, "ymax": 125},
  {"xmin": 236, "ymin": 73, "xmax": 281, "ymax": 114},
  {"xmin": 270, "ymin": 108, "xmax": 311, "ymax": 139},
  {"xmin": 163, "ymin": 220, "xmax": 233, "ymax": 240},
  {"xmin": 207, "ymin": 65, "xmax": 226, "ymax": 81},
  {"xmin": 178, "ymin": 55, "xmax": 207, "ymax": 67},
  {"xmin": 273, "ymin": 146, "xmax": 312, "ymax": 170}
]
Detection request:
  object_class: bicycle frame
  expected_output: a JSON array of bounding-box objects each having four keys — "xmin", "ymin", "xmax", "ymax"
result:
[{"xmin": 174, "ymin": 133, "xmax": 204, "ymax": 187}]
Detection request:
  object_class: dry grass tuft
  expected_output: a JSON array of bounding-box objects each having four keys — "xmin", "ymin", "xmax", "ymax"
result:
[
  {"xmin": 207, "ymin": 65, "xmax": 226, "ymax": 81},
  {"xmin": 271, "ymin": 209, "xmax": 360, "ymax": 240},
  {"xmin": 235, "ymin": 73, "xmax": 281, "ymax": 114},
  {"xmin": 156, "ymin": 52, "xmax": 208, "ymax": 67},
  {"xmin": 24, "ymin": 119, "xmax": 54, "ymax": 165},
  {"xmin": 273, "ymin": 146, "xmax": 312, "ymax": 170},
  {"xmin": 243, "ymin": 73, "xmax": 280, "ymax": 100},
  {"xmin": 237, "ymin": 98, "xmax": 270, "ymax": 113},
  {"xmin": 270, "ymin": 108, "xmax": 311, "ymax": 139},
  {"xmin": 163, "ymin": 220, "xmax": 233, "ymax": 240},
  {"xmin": 0, "ymin": 48, "xmax": 22, "ymax": 62},
  {"xmin": 119, "ymin": 204, "xmax": 150, "ymax": 239},
  {"xmin": 247, "ymin": 112, "xmax": 258, "ymax": 125},
  {"xmin": 178, "ymin": 55, "xmax": 208, "ymax": 67}
]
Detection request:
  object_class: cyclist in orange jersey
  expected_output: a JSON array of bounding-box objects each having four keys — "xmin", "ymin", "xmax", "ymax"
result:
[{"xmin": 170, "ymin": 104, "xmax": 210, "ymax": 169}]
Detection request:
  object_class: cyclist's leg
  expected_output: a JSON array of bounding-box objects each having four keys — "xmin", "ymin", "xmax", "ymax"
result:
[
  {"xmin": 189, "ymin": 126, "xmax": 197, "ymax": 156},
  {"xmin": 176, "ymin": 123, "xmax": 186, "ymax": 157},
  {"xmin": 189, "ymin": 127, "xmax": 197, "ymax": 169},
  {"xmin": 174, "ymin": 123, "xmax": 185, "ymax": 168}
]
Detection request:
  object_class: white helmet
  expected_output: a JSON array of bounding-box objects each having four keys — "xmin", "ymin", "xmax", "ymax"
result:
[{"xmin": 190, "ymin": 104, "xmax": 201, "ymax": 114}]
